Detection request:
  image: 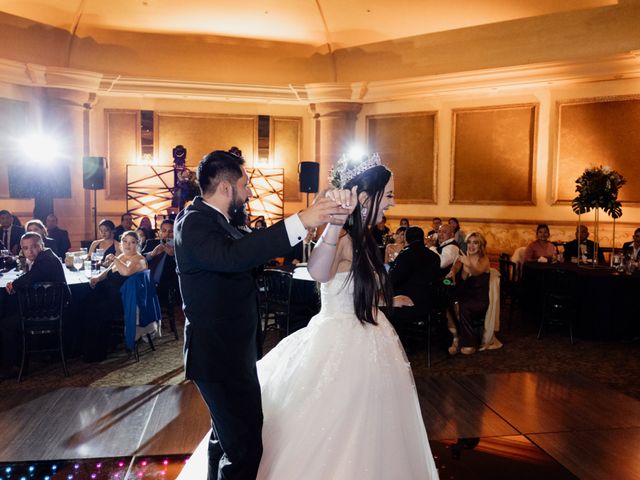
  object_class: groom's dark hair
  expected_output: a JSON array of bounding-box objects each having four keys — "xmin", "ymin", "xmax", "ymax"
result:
[{"xmin": 197, "ymin": 150, "xmax": 245, "ymax": 195}]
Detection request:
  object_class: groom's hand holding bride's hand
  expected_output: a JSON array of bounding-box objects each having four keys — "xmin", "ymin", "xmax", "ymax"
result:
[
  {"xmin": 323, "ymin": 186, "xmax": 358, "ymax": 225},
  {"xmin": 298, "ymin": 187, "xmax": 358, "ymax": 228}
]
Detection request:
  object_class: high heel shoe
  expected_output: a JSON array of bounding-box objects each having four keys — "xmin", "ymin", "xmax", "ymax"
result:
[
  {"xmin": 460, "ymin": 346, "xmax": 476, "ymax": 355},
  {"xmin": 448, "ymin": 337, "xmax": 460, "ymax": 355}
]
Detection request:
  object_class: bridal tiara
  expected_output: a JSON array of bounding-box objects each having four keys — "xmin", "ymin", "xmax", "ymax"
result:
[{"xmin": 329, "ymin": 152, "xmax": 383, "ymax": 188}]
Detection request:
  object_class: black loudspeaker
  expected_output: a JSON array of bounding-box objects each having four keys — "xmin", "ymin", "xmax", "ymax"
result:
[
  {"xmin": 83, "ymin": 156, "xmax": 106, "ymax": 190},
  {"xmin": 299, "ymin": 162, "xmax": 319, "ymax": 193}
]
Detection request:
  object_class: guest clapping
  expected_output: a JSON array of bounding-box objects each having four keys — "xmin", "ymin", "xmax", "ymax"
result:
[
  {"xmin": 445, "ymin": 232, "xmax": 490, "ymax": 355},
  {"xmin": 524, "ymin": 224, "xmax": 557, "ymax": 262},
  {"xmin": 88, "ymin": 219, "xmax": 122, "ymax": 265},
  {"xmin": 429, "ymin": 224, "xmax": 461, "ymax": 276}
]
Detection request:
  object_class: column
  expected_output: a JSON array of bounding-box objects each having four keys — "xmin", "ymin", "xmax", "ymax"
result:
[{"xmin": 310, "ymin": 102, "xmax": 362, "ymax": 190}]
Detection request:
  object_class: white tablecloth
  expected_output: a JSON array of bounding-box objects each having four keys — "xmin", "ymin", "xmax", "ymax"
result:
[{"xmin": 0, "ymin": 267, "xmax": 93, "ymax": 288}]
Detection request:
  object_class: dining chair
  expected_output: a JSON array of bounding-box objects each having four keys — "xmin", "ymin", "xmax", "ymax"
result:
[
  {"xmin": 261, "ymin": 268, "xmax": 294, "ymax": 338},
  {"xmin": 16, "ymin": 282, "xmax": 69, "ymax": 382},
  {"xmin": 499, "ymin": 253, "xmax": 519, "ymax": 329},
  {"xmin": 539, "ymin": 267, "xmax": 576, "ymax": 344}
]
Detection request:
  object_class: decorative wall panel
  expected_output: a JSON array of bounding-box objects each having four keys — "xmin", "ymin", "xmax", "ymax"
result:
[
  {"xmin": 555, "ymin": 96, "xmax": 640, "ymax": 204},
  {"xmin": 106, "ymin": 109, "xmax": 139, "ymax": 200},
  {"xmin": 271, "ymin": 117, "xmax": 302, "ymax": 202},
  {"xmin": 367, "ymin": 112, "xmax": 436, "ymax": 203},
  {"xmin": 0, "ymin": 98, "xmax": 28, "ymax": 198},
  {"xmin": 156, "ymin": 113, "xmax": 257, "ymax": 168},
  {"xmin": 451, "ymin": 104, "xmax": 536, "ymax": 205}
]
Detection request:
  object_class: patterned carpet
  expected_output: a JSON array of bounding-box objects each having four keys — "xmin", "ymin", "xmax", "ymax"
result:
[{"xmin": 2, "ymin": 308, "xmax": 639, "ymax": 402}]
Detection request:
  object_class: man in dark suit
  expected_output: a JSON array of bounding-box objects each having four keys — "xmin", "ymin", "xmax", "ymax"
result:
[
  {"xmin": 114, "ymin": 212, "xmax": 135, "ymax": 241},
  {"xmin": 564, "ymin": 224, "xmax": 605, "ymax": 264},
  {"xmin": 174, "ymin": 149, "xmax": 344, "ymax": 480},
  {"xmin": 389, "ymin": 226, "xmax": 440, "ymax": 342},
  {"xmin": 1, "ymin": 232, "xmax": 68, "ymax": 379},
  {"xmin": 0, "ymin": 209, "xmax": 25, "ymax": 255},
  {"xmin": 46, "ymin": 214, "xmax": 71, "ymax": 257},
  {"xmin": 283, "ymin": 227, "xmax": 315, "ymax": 265},
  {"xmin": 622, "ymin": 228, "xmax": 640, "ymax": 261}
]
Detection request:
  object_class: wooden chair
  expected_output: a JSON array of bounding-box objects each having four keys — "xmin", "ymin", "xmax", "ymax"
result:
[
  {"xmin": 499, "ymin": 253, "xmax": 519, "ymax": 329},
  {"xmin": 16, "ymin": 282, "xmax": 69, "ymax": 382}
]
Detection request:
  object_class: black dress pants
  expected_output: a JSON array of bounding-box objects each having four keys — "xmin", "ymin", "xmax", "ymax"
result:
[{"xmin": 194, "ymin": 369, "xmax": 263, "ymax": 480}]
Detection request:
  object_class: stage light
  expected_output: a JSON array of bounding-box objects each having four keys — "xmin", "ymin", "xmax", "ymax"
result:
[
  {"xmin": 347, "ymin": 145, "xmax": 366, "ymax": 162},
  {"xmin": 18, "ymin": 134, "xmax": 61, "ymax": 163}
]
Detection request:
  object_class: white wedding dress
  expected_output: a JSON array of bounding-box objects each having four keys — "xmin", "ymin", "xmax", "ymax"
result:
[{"xmin": 178, "ymin": 271, "xmax": 439, "ymax": 479}]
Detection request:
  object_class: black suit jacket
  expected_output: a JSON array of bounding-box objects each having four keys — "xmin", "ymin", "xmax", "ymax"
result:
[
  {"xmin": 622, "ymin": 241, "xmax": 640, "ymax": 261},
  {"xmin": 563, "ymin": 239, "xmax": 605, "ymax": 264},
  {"xmin": 12, "ymin": 248, "xmax": 69, "ymax": 296},
  {"xmin": 389, "ymin": 242, "xmax": 440, "ymax": 314},
  {"xmin": 175, "ymin": 197, "xmax": 294, "ymax": 382},
  {"xmin": 1, "ymin": 226, "xmax": 25, "ymax": 255},
  {"xmin": 48, "ymin": 227, "xmax": 71, "ymax": 257}
]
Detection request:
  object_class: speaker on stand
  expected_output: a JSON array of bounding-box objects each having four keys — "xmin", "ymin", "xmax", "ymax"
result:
[
  {"xmin": 83, "ymin": 156, "xmax": 106, "ymax": 239},
  {"xmin": 299, "ymin": 161, "xmax": 319, "ymax": 207}
]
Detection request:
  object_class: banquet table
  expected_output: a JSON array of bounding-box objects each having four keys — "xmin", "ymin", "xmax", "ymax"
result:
[
  {"xmin": 0, "ymin": 266, "xmax": 99, "ymax": 358},
  {"xmin": 521, "ymin": 262, "xmax": 640, "ymax": 340}
]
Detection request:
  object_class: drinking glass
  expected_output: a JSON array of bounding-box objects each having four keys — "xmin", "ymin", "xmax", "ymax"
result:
[
  {"xmin": 83, "ymin": 260, "xmax": 92, "ymax": 278},
  {"xmin": 73, "ymin": 254, "xmax": 84, "ymax": 271}
]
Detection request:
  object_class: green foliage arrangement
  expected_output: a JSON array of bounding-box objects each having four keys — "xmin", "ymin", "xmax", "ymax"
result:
[{"xmin": 572, "ymin": 166, "xmax": 626, "ymax": 219}]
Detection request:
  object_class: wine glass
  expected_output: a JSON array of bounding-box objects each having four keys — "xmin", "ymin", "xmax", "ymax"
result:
[{"xmin": 73, "ymin": 254, "xmax": 84, "ymax": 271}]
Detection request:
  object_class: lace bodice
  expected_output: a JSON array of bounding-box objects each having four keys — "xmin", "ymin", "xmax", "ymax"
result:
[{"xmin": 319, "ymin": 271, "xmax": 355, "ymax": 317}]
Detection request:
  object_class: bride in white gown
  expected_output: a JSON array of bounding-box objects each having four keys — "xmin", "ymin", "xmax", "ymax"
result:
[{"xmin": 179, "ymin": 154, "xmax": 439, "ymax": 479}]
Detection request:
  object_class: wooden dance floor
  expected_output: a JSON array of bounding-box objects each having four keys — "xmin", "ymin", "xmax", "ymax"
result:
[{"xmin": 0, "ymin": 372, "xmax": 638, "ymax": 479}]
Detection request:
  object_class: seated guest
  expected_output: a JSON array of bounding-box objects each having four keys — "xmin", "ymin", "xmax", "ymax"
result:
[
  {"xmin": 143, "ymin": 219, "xmax": 178, "ymax": 303},
  {"xmin": 448, "ymin": 217, "xmax": 467, "ymax": 254},
  {"xmin": 399, "ymin": 218, "xmax": 410, "ymax": 228},
  {"xmin": 138, "ymin": 216, "xmax": 156, "ymax": 242},
  {"xmin": 253, "ymin": 216, "xmax": 267, "ymax": 230},
  {"xmin": 563, "ymin": 225, "xmax": 605, "ymax": 264},
  {"xmin": 45, "ymin": 214, "xmax": 71, "ymax": 257},
  {"xmin": 622, "ymin": 228, "xmax": 640, "ymax": 261},
  {"xmin": 371, "ymin": 215, "xmax": 390, "ymax": 247},
  {"xmin": 0, "ymin": 209, "xmax": 25, "ymax": 255},
  {"xmin": 1, "ymin": 232, "xmax": 68, "ymax": 378},
  {"xmin": 445, "ymin": 232, "xmax": 490, "ymax": 355},
  {"xmin": 384, "ymin": 226, "xmax": 407, "ymax": 264},
  {"xmin": 114, "ymin": 212, "xmax": 135, "ymax": 241},
  {"xmin": 25, "ymin": 219, "xmax": 60, "ymax": 258},
  {"xmin": 524, "ymin": 224, "xmax": 558, "ymax": 262},
  {"xmin": 88, "ymin": 219, "xmax": 122, "ymax": 265},
  {"xmin": 136, "ymin": 228, "xmax": 149, "ymax": 251},
  {"xmin": 426, "ymin": 217, "xmax": 442, "ymax": 238},
  {"xmin": 390, "ymin": 226, "xmax": 440, "ymax": 325},
  {"xmin": 86, "ymin": 230, "xmax": 147, "ymax": 361},
  {"xmin": 284, "ymin": 228, "xmax": 316, "ymax": 266},
  {"xmin": 429, "ymin": 224, "xmax": 460, "ymax": 277}
]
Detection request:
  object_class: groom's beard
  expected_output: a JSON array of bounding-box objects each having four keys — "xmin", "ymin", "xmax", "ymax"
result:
[{"xmin": 228, "ymin": 190, "xmax": 249, "ymax": 227}]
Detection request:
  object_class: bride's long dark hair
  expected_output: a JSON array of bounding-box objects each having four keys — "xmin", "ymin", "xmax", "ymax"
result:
[{"xmin": 343, "ymin": 165, "xmax": 394, "ymax": 325}]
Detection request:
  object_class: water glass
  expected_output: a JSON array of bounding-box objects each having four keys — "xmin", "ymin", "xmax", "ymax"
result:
[
  {"xmin": 73, "ymin": 255, "xmax": 84, "ymax": 271},
  {"xmin": 83, "ymin": 260, "xmax": 92, "ymax": 278}
]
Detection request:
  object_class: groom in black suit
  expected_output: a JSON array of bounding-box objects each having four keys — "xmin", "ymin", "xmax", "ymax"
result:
[{"xmin": 174, "ymin": 150, "xmax": 342, "ymax": 480}]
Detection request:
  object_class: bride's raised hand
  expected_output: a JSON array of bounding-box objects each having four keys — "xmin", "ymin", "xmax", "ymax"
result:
[{"xmin": 325, "ymin": 186, "xmax": 358, "ymax": 225}]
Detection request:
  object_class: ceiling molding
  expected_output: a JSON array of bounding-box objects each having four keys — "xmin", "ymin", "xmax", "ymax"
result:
[{"xmin": 1, "ymin": 52, "xmax": 639, "ymax": 105}]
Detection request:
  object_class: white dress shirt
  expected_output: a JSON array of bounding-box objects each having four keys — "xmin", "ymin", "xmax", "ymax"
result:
[{"xmin": 430, "ymin": 238, "xmax": 460, "ymax": 269}]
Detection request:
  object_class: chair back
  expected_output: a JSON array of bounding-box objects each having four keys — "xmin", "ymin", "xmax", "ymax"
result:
[
  {"xmin": 499, "ymin": 253, "xmax": 516, "ymax": 293},
  {"xmin": 17, "ymin": 282, "xmax": 66, "ymax": 327},
  {"xmin": 262, "ymin": 269, "xmax": 293, "ymax": 312}
]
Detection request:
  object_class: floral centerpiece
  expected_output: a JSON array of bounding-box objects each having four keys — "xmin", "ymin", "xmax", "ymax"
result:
[
  {"xmin": 571, "ymin": 166, "xmax": 625, "ymax": 219},
  {"xmin": 571, "ymin": 166, "xmax": 626, "ymax": 267}
]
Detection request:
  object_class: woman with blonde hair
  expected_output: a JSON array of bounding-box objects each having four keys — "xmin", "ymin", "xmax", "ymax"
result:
[{"xmin": 445, "ymin": 231, "xmax": 490, "ymax": 355}]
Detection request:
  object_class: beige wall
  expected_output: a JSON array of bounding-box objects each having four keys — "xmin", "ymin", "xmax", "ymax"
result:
[{"xmin": 358, "ymin": 77, "xmax": 640, "ymax": 252}]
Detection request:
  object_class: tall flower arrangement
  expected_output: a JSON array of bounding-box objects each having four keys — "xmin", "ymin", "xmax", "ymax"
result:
[{"xmin": 571, "ymin": 166, "xmax": 626, "ymax": 219}]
